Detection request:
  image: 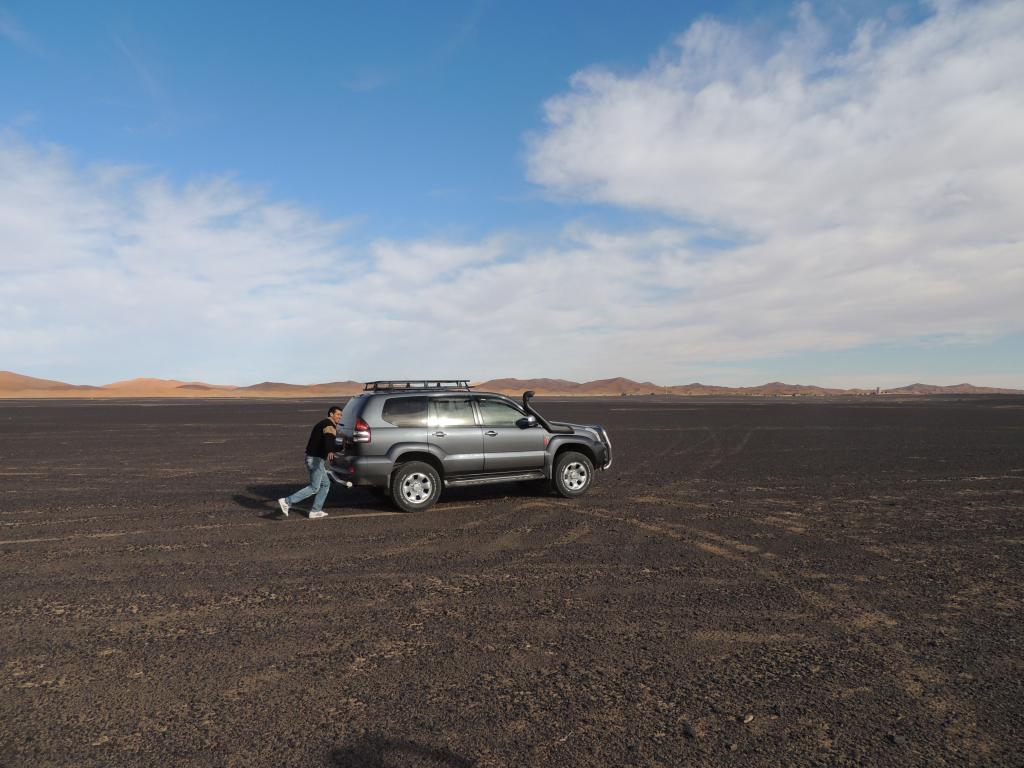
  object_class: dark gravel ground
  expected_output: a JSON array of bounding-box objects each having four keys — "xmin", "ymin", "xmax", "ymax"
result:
[{"xmin": 1, "ymin": 396, "xmax": 1022, "ymax": 767}]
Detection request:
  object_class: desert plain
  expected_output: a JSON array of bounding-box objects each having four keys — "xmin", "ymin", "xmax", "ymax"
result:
[{"xmin": 1, "ymin": 396, "xmax": 1022, "ymax": 766}]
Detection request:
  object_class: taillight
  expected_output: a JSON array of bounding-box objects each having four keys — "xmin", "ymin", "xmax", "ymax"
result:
[{"xmin": 353, "ymin": 418, "xmax": 371, "ymax": 443}]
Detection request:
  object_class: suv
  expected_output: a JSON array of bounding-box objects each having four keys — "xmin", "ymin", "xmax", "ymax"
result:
[{"xmin": 328, "ymin": 380, "xmax": 612, "ymax": 512}]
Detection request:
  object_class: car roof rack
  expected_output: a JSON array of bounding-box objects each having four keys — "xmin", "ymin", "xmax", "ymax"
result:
[{"xmin": 363, "ymin": 380, "xmax": 473, "ymax": 392}]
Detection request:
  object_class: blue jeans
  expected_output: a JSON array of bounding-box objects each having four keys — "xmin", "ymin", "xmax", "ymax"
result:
[{"xmin": 285, "ymin": 456, "xmax": 331, "ymax": 512}]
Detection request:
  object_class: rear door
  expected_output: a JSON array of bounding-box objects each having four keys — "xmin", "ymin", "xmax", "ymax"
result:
[
  {"xmin": 476, "ymin": 397, "xmax": 546, "ymax": 471},
  {"xmin": 427, "ymin": 396, "xmax": 484, "ymax": 475}
]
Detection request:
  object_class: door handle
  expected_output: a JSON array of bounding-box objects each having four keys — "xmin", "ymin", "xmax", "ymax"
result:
[
  {"xmin": 433, "ymin": 431, "xmax": 447, "ymax": 438},
  {"xmin": 484, "ymin": 430, "xmax": 498, "ymax": 437}
]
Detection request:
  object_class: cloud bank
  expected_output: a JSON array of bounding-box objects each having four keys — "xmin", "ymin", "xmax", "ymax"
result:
[
  {"xmin": 1, "ymin": 1, "xmax": 1022, "ymax": 384},
  {"xmin": 527, "ymin": 1, "xmax": 1024, "ymax": 341}
]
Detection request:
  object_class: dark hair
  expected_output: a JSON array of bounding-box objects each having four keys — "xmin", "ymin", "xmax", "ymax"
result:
[{"xmin": 328, "ymin": 405, "xmax": 342, "ymax": 416}]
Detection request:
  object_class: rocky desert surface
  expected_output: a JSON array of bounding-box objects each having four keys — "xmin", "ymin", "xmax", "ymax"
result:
[{"xmin": 1, "ymin": 397, "xmax": 1022, "ymax": 766}]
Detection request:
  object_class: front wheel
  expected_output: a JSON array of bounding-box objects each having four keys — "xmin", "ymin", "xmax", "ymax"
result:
[
  {"xmin": 390, "ymin": 461, "xmax": 442, "ymax": 513},
  {"xmin": 552, "ymin": 451, "xmax": 594, "ymax": 498}
]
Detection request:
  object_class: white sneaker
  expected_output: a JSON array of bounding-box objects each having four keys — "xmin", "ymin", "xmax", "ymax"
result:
[
  {"xmin": 308, "ymin": 510, "xmax": 328, "ymax": 519},
  {"xmin": 277, "ymin": 498, "xmax": 290, "ymax": 517}
]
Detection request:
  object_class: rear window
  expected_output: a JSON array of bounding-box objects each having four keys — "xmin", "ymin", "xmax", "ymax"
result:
[
  {"xmin": 381, "ymin": 396, "xmax": 428, "ymax": 427},
  {"xmin": 340, "ymin": 396, "xmax": 366, "ymax": 428}
]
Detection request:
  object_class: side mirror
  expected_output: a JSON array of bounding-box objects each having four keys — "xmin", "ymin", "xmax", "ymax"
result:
[{"xmin": 516, "ymin": 415, "xmax": 537, "ymax": 429}]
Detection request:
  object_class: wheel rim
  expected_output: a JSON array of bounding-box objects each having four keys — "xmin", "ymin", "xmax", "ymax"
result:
[
  {"xmin": 561, "ymin": 461, "xmax": 588, "ymax": 490},
  {"xmin": 402, "ymin": 472, "xmax": 434, "ymax": 504}
]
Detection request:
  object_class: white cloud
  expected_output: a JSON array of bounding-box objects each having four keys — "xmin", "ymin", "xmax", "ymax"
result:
[
  {"xmin": 2, "ymin": 2, "xmax": 1023, "ymax": 386},
  {"xmin": 0, "ymin": 137, "xmax": 711, "ymax": 382},
  {"xmin": 0, "ymin": 8, "xmax": 41, "ymax": 54},
  {"xmin": 0, "ymin": 136, "xmax": 353, "ymax": 380},
  {"xmin": 530, "ymin": 2, "xmax": 1024, "ymax": 232},
  {"xmin": 527, "ymin": 0, "xmax": 1024, "ymax": 358}
]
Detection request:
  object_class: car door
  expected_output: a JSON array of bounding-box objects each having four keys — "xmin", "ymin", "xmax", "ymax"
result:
[
  {"xmin": 427, "ymin": 396, "xmax": 484, "ymax": 475},
  {"xmin": 379, "ymin": 395, "xmax": 431, "ymax": 444},
  {"xmin": 476, "ymin": 397, "xmax": 546, "ymax": 471}
]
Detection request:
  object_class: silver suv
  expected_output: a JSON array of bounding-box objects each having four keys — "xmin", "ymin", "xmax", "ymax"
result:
[{"xmin": 328, "ymin": 380, "xmax": 612, "ymax": 512}]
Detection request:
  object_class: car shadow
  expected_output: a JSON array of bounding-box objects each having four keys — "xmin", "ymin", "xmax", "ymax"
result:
[
  {"xmin": 327, "ymin": 734, "xmax": 474, "ymax": 767},
  {"xmin": 236, "ymin": 479, "xmax": 556, "ymax": 520},
  {"xmin": 440, "ymin": 480, "xmax": 553, "ymax": 504}
]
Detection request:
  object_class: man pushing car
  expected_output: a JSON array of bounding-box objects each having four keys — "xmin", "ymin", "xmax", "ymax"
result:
[{"xmin": 278, "ymin": 405, "xmax": 349, "ymax": 519}]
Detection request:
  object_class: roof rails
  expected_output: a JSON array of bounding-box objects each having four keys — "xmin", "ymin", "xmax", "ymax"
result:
[{"xmin": 363, "ymin": 380, "xmax": 473, "ymax": 392}]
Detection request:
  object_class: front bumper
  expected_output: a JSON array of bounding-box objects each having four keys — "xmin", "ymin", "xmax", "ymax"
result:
[{"xmin": 592, "ymin": 426, "xmax": 613, "ymax": 470}]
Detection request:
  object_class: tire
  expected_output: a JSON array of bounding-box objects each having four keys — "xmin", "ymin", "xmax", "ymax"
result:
[
  {"xmin": 552, "ymin": 451, "xmax": 594, "ymax": 498},
  {"xmin": 390, "ymin": 461, "xmax": 442, "ymax": 513}
]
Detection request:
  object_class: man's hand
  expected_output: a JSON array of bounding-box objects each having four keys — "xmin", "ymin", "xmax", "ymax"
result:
[{"xmin": 328, "ymin": 452, "xmax": 335, "ymax": 462}]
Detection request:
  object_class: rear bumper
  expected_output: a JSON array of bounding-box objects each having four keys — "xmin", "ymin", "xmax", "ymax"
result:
[{"xmin": 328, "ymin": 454, "xmax": 392, "ymax": 487}]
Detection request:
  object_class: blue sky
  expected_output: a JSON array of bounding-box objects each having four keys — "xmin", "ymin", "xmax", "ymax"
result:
[
  {"xmin": 1, "ymin": 1, "xmax": 1022, "ymax": 387},
  {"xmin": 4, "ymin": 1, "xmax": 715, "ymax": 237}
]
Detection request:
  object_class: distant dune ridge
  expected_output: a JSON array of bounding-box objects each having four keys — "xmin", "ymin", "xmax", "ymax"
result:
[
  {"xmin": 0, "ymin": 371, "xmax": 105, "ymax": 394},
  {"xmin": 0, "ymin": 372, "xmax": 363, "ymax": 398},
  {"xmin": 0, "ymin": 371, "xmax": 1020, "ymax": 398},
  {"xmin": 474, "ymin": 378, "xmax": 1022, "ymax": 396}
]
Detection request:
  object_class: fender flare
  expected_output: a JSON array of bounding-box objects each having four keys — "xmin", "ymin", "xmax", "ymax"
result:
[
  {"xmin": 544, "ymin": 437, "xmax": 598, "ymax": 476},
  {"xmin": 385, "ymin": 442, "xmax": 446, "ymax": 487}
]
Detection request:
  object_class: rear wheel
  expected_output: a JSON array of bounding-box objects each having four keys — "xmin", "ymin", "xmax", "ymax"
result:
[
  {"xmin": 390, "ymin": 461, "xmax": 441, "ymax": 512},
  {"xmin": 552, "ymin": 451, "xmax": 594, "ymax": 498}
]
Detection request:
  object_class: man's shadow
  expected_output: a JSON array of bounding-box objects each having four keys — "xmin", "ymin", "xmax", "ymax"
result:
[
  {"xmin": 233, "ymin": 484, "xmax": 392, "ymax": 520},
  {"xmin": 327, "ymin": 734, "xmax": 474, "ymax": 767}
]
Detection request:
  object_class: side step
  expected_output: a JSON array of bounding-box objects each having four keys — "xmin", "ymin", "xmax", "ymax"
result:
[{"xmin": 445, "ymin": 470, "xmax": 546, "ymax": 488}]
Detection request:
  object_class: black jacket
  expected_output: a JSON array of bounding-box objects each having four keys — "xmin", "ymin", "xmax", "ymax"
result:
[{"xmin": 305, "ymin": 418, "xmax": 337, "ymax": 459}]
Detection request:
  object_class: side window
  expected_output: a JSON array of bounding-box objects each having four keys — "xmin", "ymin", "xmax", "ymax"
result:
[
  {"xmin": 428, "ymin": 398, "xmax": 476, "ymax": 428},
  {"xmin": 381, "ymin": 397, "xmax": 428, "ymax": 427},
  {"xmin": 477, "ymin": 399, "xmax": 524, "ymax": 427}
]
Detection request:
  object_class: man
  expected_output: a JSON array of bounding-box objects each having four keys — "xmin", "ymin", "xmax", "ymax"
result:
[{"xmin": 278, "ymin": 405, "xmax": 345, "ymax": 519}]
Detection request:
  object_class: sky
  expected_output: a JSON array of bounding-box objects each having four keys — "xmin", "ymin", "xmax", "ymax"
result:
[{"xmin": 1, "ymin": 0, "xmax": 1022, "ymax": 388}]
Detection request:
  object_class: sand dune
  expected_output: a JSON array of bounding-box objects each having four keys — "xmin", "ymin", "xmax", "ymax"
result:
[
  {"xmin": 0, "ymin": 371, "xmax": 104, "ymax": 396},
  {"xmin": 0, "ymin": 371, "xmax": 1020, "ymax": 398},
  {"xmin": 238, "ymin": 381, "xmax": 363, "ymax": 396},
  {"xmin": 884, "ymin": 382, "xmax": 1022, "ymax": 395},
  {"xmin": 474, "ymin": 377, "xmax": 870, "ymax": 397}
]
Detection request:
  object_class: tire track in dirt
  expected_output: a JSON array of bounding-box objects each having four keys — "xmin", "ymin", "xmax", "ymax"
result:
[
  {"xmin": 569, "ymin": 502, "xmax": 998, "ymax": 758},
  {"xmin": 0, "ymin": 511, "xmax": 404, "ymax": 547},
  {"xmin": 730, "ymin": 427, "xmax": 758, "ymax": 456},
  {"xmin": 366, "ymin": 506, "xmax": 522, "ymax": 561},
  {"xmin": 652, "ymin": 426, "xmax": 717, "ymax": 460}
]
